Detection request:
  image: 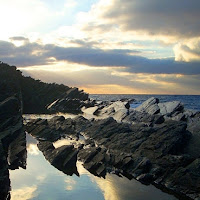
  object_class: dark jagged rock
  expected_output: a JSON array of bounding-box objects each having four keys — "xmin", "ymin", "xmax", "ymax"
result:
[
  {"xmin": 26, "ymin": 116, "xmax": 78, "ymax": 141},
  {"xmin": 123, "ymin": 109, "xmax": 164, "ymax": 125},
  {"xmin": 164, "ymin": 158, "xmax": 200, "ymax": 200},
  {"xmin": 21, "ymin": 77, "xmax": 90, "ymax": 114},
  {"xmin": 0, "ymin": 96, "xmax": 21, "ymax": 120},
  {"xmin": 37, "ymin": 141, "xmax": 79, "ymax": 176},
  {"xmin": 0, "ymin": 98, "xmax": 26, "ymax": 171},
  {"xmin": 78, "ymin": 147, "xmax": 107, "ymax": 177},
  {"xmin": 47, "ymin": 98, "xmax": 93, "ymax": 114},
  {"xmin": 0, "ymin": 141, "xmax": 10, "ymax": 200},
  {"xmin": 135, "ymin": 97, "xmax": 160, "ymax": 115},
  {"xmin": 0, "ymin": 63, "xmax": 21, "ymax": 102},
  {"xmin": 0, "ymin": 63, "xmax": 28, "ymax": 199},
  {"xmin": 184, "ymin": 113, "xmax": 200, "ymax": 158},
  {"xmin": 0, "ymin": 96, "xmax": 26, "ymax": 199},
  {"xmin": 7, "ymin": 129, "xmax": 26, "ymax": 170},
  {"xmin": 63, "ymin": 88, "xmax": 88, "ymax": 101},
  {"xmin": 26, "ymin": 115, "xmax": 92, "ymax": 142}
]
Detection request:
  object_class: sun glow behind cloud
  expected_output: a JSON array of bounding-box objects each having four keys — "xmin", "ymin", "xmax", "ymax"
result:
[{"xmin": 0, "ymin": 0, "xmax": 200, "ymax": 94}]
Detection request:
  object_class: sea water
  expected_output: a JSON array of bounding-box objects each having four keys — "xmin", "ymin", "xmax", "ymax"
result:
[{"xmin": 90, "ymin": 94, "xmax": 200, "ymax": 110}]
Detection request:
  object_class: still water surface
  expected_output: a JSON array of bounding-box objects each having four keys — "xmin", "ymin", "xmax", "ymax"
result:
[{"xmin": 9, "ymin": 134, "xmax": 178, "ymax": 200}]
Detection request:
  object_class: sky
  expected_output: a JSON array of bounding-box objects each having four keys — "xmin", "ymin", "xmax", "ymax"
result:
[{"xmin": 0, "ymin": 0, "xmax": 200, "ymax": 94}]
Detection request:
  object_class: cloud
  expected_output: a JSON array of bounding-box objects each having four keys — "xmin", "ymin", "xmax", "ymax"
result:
[
  {"xmin": 11, "ymin": 186, "xmax": 37, "ymax": 200},
  {"xmin": 174, "ymin": 38, "xmax": 200, "ymax": 62},
  {"xmin": 20, "ymin": 66, "xmax": 132, "ymax": 87},
  {"xmin": 0, "ymin": 40, "xmax": 51, "ymax": 66},
  {"xmin": 82, "ymin": 0, "xmax": 200, "ymax": 39},
  {"xmin": 152, "ymin": 74, "xmax": 200, "ymax": 92},
  {"xmin": 20, "ymin": 66, "xmax": 200, "ymax": 94},
  {"xmin": 65, "ymin": 178, "xmax": 76, "ymax": 191},
  {"xmin": 1, "ymin": 40, "xmax": 200, "ymax": 75},
  {"xmin": 9, "ymin": 36, "xmax": 29, "ymax": 41},
  {"xmin": 45, "ymin": 45, "xmax": 200, "ymax": 75},
  {"xmin": 0, "ymin": 0, "xmax": 80, "ymax": 40},
  {"xmin": 27, "ymin": 144, "xmax": 40, "ymax": 155}
]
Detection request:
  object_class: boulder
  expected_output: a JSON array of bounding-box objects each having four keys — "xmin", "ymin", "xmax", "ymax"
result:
[
  {"xmin": 47, "ymin": 98, "xmax": 94, "ymax": 114},
  {"xmin": 7, "ymin": 129, "xmax": 27, "ymax": 170},
  {"xmin": 94, "ymin": 101, "xmax": 130, "ymax": 118},
  {"xmin": 0, "ymin": 96, "xmax": 20, "ymax": 120},
  {"xmin": 185, "ymin": 116, "xmax": 200, "ymax": 158},
  {"xmin": 123, "ymin": 110, "xmax": 164, "ymax": 125},
  {"xmin": 135, "ymin": 97, "xmax": 159, "ymax": 114},
  {"xmin": 63, "ymin": 88, "xmax": 88, "ymax": 101},
  {"xmin": 82, "ymin": 106, "xmax": 99, "ymax": 116},
  {"xmin": 78, "ymin": 147, "xmax": 107, "ymax": 177},
  {"xmin": 158, "ymin": 101, "xmax": 184, "ymax": 116}
]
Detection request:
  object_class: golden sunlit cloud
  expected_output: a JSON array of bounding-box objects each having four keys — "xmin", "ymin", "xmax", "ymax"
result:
[
  {"xmin": 36, "ymin": 175, "xmax": 46, "ymax": 182},
  {"xmin": 174, "ymin": 38, "xmax": 200, "ymax": 62},
  {"xmin": 18, "ymin": 64, "xmax": 200, "ymax": 95},
  {"xmin": 76, "ymin": 161, "xmax": 90, "ymax": 175},
  {"xmin": 11, "ymin": 186, "xmax": 37, "ymax": 200},
  {"xmin": 53, "ymin": 139, "xmax": 71, "ymax": 148},
  {"xmin": 27, "ymin": 144, "xmax": 39, "ymax": 155},
  {"xmin": 91, "ymin": 175, "xmax": 120, "ymax": 200},
  {"xmin": 65, "ymin": 178, "xmax": 76, "ymax": 191},
  {"xmin": 81, "ymin": 84, "xmax": 135, "ymax": 94}
]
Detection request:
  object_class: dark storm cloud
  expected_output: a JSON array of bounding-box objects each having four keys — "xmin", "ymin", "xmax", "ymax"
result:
[
  {"xmin": 1, "ymin": 40, "xmax": 200, "ymax": 75},
  {"xmin": 0, "ymin": 40, "xmax": 51, "ymax": 66},
  {"xmin": 88, "ymin": 0, "xmax": 200, "ymax": 38},
  {"xmin": 44, "ymin": 45, "xmax": 200, "ymax": 75}
]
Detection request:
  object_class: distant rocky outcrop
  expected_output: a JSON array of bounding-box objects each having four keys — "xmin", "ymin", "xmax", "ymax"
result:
[
  {"xmin": 0, "ymin": 62, "xmax": 90, "ymax": 114},
  {"xmin": 47, "ymin": 88, "xmax": 94, "ymax": 114}
]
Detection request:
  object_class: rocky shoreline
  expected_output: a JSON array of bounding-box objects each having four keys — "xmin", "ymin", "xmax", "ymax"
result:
[
  {"xmin": 0, "ymin": 62, "xmax": 200, "ymax": 200},
  {"xmin": 26, "ymin": 97, "xmax": 200, "ymax": 200}
]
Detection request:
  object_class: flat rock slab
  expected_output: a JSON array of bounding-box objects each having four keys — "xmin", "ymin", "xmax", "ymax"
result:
[
  {"xmin": 135, "ymin": 97, "xmax": 159, "ymax": 113},
  {"xmin": 158, "ymin": 101, "xmax": 183, "ymax": 116}
]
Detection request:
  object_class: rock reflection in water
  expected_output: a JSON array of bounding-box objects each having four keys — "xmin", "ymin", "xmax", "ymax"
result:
[
  {"xmin": 0, "ymin": 114, "xmax": 27, "ymax": 200},
  {"xmin": 9, "ymin": 133, "xmax": 178, "ymax": 200},
  {"xmin": 38, "ymin": 141, "xmax": 79, "ymax": 176}
]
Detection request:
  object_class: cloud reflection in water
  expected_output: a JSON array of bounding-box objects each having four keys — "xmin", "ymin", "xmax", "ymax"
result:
[{"xmin": 10, "ymin": 133, "xmax": 177, "ymax": 200}]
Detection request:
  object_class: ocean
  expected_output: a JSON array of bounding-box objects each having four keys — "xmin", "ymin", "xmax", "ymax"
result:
[{"xmin": 90, "ymin": 94, "xmax": 200, "ymax": 110}]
